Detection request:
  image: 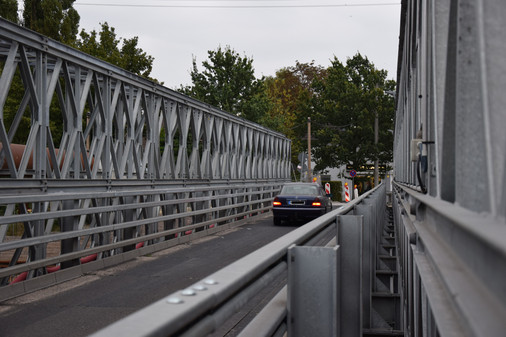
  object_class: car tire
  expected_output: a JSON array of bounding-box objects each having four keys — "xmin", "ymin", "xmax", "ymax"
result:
[{"xmin": 273, "ymin": 217, "xmax": 281, "ymax": 226}]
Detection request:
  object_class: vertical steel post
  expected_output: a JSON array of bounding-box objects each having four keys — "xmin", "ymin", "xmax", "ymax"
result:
[
  {"xmin": 288, "ymin": 245, "xmax": 339, "ymax": 337},
  {"xmin": 336, "ymin": 214, "xmax": 364, "ymax": 336},
  {"xmin": 61, "ymin": 199, "xmax": 79, "ymax": 268},
  {"xmin": 354, "ymin": 203, "xmax": 374, "ymax": 329}
]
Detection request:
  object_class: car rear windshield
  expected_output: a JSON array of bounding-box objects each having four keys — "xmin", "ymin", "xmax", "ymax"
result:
[{"xmin": 281, "ymin": 185, "xmax": 319, "ymax": 196}]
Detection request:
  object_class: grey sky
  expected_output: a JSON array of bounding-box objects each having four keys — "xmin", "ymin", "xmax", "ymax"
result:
[{"xmin": 73, "ymin": 1, "xmax": 401, "ymax": 89}]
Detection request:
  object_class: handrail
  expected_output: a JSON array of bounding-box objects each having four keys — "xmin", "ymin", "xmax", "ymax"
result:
[
  {"xmin": 392, "ymin": 181, "xmax": 506, "ymax": 336},
  {"xmin": 0, "ymin": 180, "xmax": 285, "ymax": 297},
  {"xmin": 91, "ymin": 184, "xmax": 384, "ymax": 337}
]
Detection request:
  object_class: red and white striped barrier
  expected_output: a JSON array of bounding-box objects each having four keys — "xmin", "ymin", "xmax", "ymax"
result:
[{"xmin": 344, "ymin": 183, "xmax": 350, "ymax": 202}]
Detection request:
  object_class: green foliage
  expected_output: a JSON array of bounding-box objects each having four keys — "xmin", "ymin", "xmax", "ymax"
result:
[
  {"xmin": 1, "ymin": 69, "xmax": 31, "ymax": 145},
  {"xmin": 311, "ymin": 53, "xmax": 395, "ymax": 172},
  {"xmin": 260, "ymin": 61, "xmax": 327, "ymax": 166},
  {"xmin": 0, "ymin": 0, "xmax": 19, "ymax": 23},
  {"xmin": 0, "ymin": 66, "xmax": 65, "ymax": 147},
  {"xmin": 120, "ymin": 36, "xmax": 154, "ymax": 78},
  {"xmin": 180, "ymin": 46, "xmax": 263, "ymax": 117},
  {"xmin": 23, "ymin": 0, "xmax": 80, "ymax": 45},
  {"xmin": 76, "ymin": 22, "xmax": 154, "ymax": 78}
]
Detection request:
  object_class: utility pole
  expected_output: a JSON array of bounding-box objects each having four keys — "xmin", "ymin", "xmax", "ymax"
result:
[
  {"xmin": 374, "ymin": 84, "xmax": 380, "ymax": 187},
  {"xmin": 374, "ymin": 109, "xmax": 379, "ymax": 187},
  {"xmin": 307, "ymin": 117, "xmax": 312, "ymax": 183}
]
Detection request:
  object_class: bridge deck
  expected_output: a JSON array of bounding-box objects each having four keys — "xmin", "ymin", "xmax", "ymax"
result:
[{"xmin": 0, "ymin": 214, "xmax": 292, "ymax": 337}]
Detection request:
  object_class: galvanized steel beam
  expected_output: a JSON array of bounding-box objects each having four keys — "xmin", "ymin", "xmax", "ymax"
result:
[
  {"xmin": 394, "ymin": 0, "xmax": 506, "ymax": 217},
  {"xmin": 394, "ymin": 1, "xmax": 506, "ymax": 335}
]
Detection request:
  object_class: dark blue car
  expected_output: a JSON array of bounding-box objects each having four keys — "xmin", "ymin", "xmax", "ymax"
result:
[{"xmin": 272, "ymin": 182, "xmax": 332, "ymax": 226}]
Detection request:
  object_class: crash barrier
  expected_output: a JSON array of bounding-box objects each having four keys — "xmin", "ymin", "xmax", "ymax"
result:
[
  {"xmin": 392, "ymin": 182, "xmax": 506, "ymax": 336},
  {"xmin": 0, "ymin": 180, "xmax": 284, "ymax": 300},
  {"xmin": 92, "ymin": 183, "xmax": 398, "ymax": 337}
]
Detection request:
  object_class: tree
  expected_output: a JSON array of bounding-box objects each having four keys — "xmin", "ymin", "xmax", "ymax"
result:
[
  {"xmin": 22, "ymin": 0, "xmax": 80, "ymax": 45},
  {"xmin": 76, "ymin": 22, "xmax": 154, "ymax": 79},
  {"xmin": 0, "ymin": 0, "xmax": 19, "ymax": 23},
  {"xmin": 311, "ymin": 53, "xmax": 395, "ymax": 173},
  {"xmin": 180, "ymin": 46, "xmax": 263, "ymax": 117},
  {"xmin": 260, "ymin": 61, "xmax": 327, "ymax": 166},
  {"xmin": 120, "ymin": 36, "xmax": 154, "ymax": 78}
]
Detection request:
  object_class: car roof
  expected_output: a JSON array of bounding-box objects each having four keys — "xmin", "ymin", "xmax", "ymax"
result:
[
  {"xmin": 283, "ymin": 182, "xmax": 319, "ymax": 185},
  {"xmin": 279, "ymin": 183, "xmax": 321, "ymax": 194}
]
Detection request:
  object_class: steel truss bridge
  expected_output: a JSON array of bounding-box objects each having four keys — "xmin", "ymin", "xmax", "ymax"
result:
[
  {"xmin": 95, "ymin": 0, "xmax": 506, "ymax": 336},
  {"xmin": 0, "ymin": 16, "xmax": 290, "ymax": 299},
  {"xmin": 2, "ymin": 0, "xmax": 506, "ymax": 336}
]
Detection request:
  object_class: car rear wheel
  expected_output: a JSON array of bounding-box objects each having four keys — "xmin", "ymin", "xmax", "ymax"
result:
[{"xmin": 273, "ymin": 217, "xmax": 281, "ymax": 226}]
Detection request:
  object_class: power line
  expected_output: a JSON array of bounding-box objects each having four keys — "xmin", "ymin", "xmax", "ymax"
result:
[{"xmin": 75, "ymin": 2, "xmax": 401, "ymax": 9}]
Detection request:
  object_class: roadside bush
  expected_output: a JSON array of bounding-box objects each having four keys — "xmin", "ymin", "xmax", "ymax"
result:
[{"xmin": 321, "ymin": 181, "xmax": 343, "ymax": 202}]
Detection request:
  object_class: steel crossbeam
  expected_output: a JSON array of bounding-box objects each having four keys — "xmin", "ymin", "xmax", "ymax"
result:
[{"xmin": 0, "ymin": 17, "xmax": 290, "ymax": 296}]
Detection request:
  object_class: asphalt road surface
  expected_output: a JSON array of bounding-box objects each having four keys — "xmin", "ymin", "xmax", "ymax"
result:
[{"xmin": 0, "ymin": 214, "xmax": 297, "ymax": 337}]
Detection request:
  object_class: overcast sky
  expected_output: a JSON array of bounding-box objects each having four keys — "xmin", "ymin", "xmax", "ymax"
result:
[{"xmin": 73, "ymin": 1, "xmax": 401, "ymax": 89}]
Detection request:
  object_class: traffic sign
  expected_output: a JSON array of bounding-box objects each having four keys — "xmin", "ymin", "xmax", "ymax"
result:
[{"xmin": 350, "ymin": 169, "xmax": 357, "ymax": 177}]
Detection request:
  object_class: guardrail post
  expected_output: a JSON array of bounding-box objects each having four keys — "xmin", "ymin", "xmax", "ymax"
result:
[
  {"xmin": 336, "ymin": 214, "xmax": 364, "ymax": 336},
  {"xmin": 122, "ymin": 196, "xmax": 136, "ymax": 252},
  {"xmin": 61, "ymin": 199, "xmax": 79, "ymax": 268},
  {"xmin": 288, "ymin": 245, "xmax": 340, "ymax": 337},
  {"xmin": 354, "ymin": 203, "xmax": 374, "ymax": 329},
  {"xmin": 162, "ymin": 193, "xmax": 176, "ymax": 240}
]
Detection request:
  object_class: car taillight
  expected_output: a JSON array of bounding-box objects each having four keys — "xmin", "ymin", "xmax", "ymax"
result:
[
  {"xmin": 273, "ymin": 197, "xmax": 282, "ymax": 207},
  {"xmin": 312, "ymin": 197, "xmax": 322, "ymax": 207}
]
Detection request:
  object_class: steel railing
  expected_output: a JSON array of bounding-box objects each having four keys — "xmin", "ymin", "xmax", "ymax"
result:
[
  {"xmin": 91, "ymin": 184, "xmax": 387, "ymax": 337},
  {"xmin": 392, "ymin": 181, "xmax": 506, "ymax": 336},
  {"xmin": 0, "ymin": 179, "xmax": 286, "ymax": 300},
  {"xmin": 0, "ymin": 16, "xmax": 291, "ymax": 300}
]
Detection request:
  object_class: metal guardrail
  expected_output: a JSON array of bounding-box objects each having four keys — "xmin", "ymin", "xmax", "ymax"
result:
[
  {"xmin": 392, "ymin": 181, "xmax": 506, "ymax": 336},
  {"xmin": 91, "ymin": 184, "xmax": 388, "ymax": 337},
  {"xmin": 0, "ymin": 180, "xmax": 285, "ymax": 300}
]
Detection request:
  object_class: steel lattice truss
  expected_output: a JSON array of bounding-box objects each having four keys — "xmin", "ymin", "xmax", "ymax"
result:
[
  {"xmin": 0, "ymin": 21, "xmax": 290, "ymax": 181},
  {"xmin": 0, "ymin": 18, "xmax": 290, "ymax": 295}
]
